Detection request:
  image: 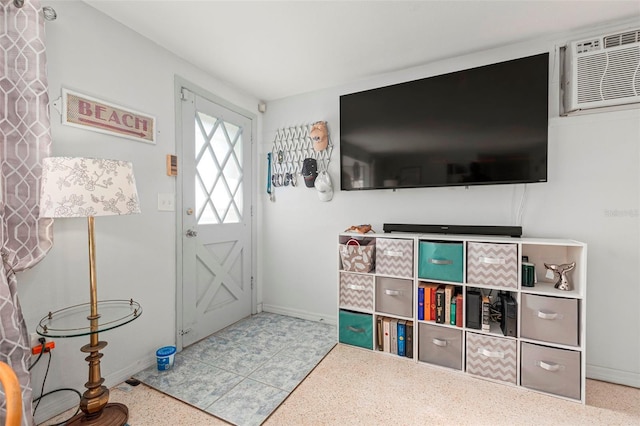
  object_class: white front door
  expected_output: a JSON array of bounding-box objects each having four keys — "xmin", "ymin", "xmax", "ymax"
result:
[{"xmin": 179, "ymin": 87, "xmax": 253, "ymax": 348}]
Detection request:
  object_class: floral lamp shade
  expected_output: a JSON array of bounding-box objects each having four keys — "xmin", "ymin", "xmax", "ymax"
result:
[{"xmin": 39, "ymin": 157, "xmax": 141, "ymax": 218}]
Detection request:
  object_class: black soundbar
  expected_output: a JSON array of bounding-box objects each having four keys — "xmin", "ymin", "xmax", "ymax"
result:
[{"xmin": 383, "ymin": 223, "xmax": 522, "ymax": 238}]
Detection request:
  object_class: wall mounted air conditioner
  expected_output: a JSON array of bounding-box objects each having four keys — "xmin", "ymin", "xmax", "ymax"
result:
[{"xmin": 562, "ymin": 28, "xmax": 640, "ymax": 114}]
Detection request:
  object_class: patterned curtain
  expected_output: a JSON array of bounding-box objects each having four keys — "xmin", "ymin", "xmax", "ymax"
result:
[{"xmin": 0, "ymin": 0, "xmax": 53, "ymax": 425}]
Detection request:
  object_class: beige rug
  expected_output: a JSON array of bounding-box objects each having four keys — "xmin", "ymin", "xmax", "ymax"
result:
[
  {"xmin": 42, "ymin": 344, "xmax": 640, "ymax": 425},
  {"xmin": 268, "ymin": 344, "xmax": 640, "ymax": 425}
]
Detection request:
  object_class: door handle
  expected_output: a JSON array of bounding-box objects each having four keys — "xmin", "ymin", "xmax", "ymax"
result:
[{"xmin": 186, "ymin": 229, "xmax": 198, "ymax": 238}]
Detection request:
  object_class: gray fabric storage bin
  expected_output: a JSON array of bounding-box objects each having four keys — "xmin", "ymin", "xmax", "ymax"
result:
[
  {"xmin": 521, "ymin": 342, "xmax": 581, "ymax": 400},
  {"xmin": 521, "ymin": 294, "xmax": 579, "ymax": 346},
  {"xmin": 375, "ymin": 277, "xmax": 413, "ymax": 318},
  {"xmin": 418, "ymin": 323, "xmax": 462, "ymax": 370}
]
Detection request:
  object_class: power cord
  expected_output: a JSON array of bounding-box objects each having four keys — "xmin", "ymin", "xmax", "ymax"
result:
[
  {"xmin": 489, "ymin": 300, "xmax": 502, "ymax": 323},
  {"xmin": 31, "ymin": 339, "xmax": 82, "ymax": 425},
  {"xmin": 28, "ymin": 338, "xmax": 46, "ymax": 371},
  {"xmin": 485, "ymin": 289, "xmax": 504, "ymax": 323},
  {"xmin": 32, "ymin": 348, "xmax": 52, "ymax": 415},
  {"xmin": 33, "ymin": 388, "xmax": 81, "ymax": 426}
]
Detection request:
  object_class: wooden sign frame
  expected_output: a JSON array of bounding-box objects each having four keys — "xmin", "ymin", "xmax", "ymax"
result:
[{"xmin": 61, "ymin": 88, "xmax": 156, "ymax": 144}]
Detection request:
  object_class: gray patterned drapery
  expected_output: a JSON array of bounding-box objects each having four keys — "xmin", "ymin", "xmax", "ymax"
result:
[{"xmin": 0, "ymin": 0, "xmax": 53, "ymax": 425}]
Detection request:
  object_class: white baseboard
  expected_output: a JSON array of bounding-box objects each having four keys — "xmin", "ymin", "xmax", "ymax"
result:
[
  {"xmin": 261, "ymin": 304, "xmax": 337, "ymax": 325},
  {"xmin": 587, "ymin": 364, "xmax": 640, "ymax": 388},
  {"xmin": 32, "ymin": 356, "xmax": 156, "ymax": 424}
]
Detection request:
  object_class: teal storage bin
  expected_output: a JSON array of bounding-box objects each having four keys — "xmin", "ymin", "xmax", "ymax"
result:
[
  {"xmin": 339, "ymin": 310, "xmax": 373, "ymax": 350},
  {"xmin": 418, "ymin": 241, "xmax": 464, "ymax": 282}
]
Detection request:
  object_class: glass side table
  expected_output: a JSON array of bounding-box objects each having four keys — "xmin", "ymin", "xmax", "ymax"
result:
[
  {"xmin": 37, "ymin": 299, "xmax": 141, "ymax": 338},
  {"xmin": 37, "ymin": 299, "xmax": 142, "ymax": 426}
]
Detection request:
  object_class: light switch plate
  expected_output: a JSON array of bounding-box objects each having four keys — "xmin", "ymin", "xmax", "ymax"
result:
[{"xmin": 158, "ymin": 193, "xmax": 175, "ymax": 211}]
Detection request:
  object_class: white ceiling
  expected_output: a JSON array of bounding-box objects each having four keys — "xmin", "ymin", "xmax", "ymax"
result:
[{"xmin": 82, "ymin": 1, "xmax": 640, "ymax": 101}]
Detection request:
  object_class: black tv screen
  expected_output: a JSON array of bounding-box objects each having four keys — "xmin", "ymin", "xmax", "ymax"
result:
[{"xmin": 339, "ymin": 53, "xmax": 549, "ymax": 190}]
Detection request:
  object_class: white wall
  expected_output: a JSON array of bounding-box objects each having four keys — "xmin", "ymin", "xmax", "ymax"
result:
[
  {"xmin": 16, "ymin": 2, "xmax": 260, "ymax": 423},
  {"xmin": 260, "ymin": 20, "xmax": 640, "ymax": 389}
]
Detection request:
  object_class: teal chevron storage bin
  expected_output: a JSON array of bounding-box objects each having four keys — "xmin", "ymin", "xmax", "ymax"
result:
[
  {"xmin": 339, "ymin": 310, "xmax": 373, "ymax": 350},
  {"xmin": 418, "ymin": 241, "xmax": 464, "ymax": 282}
]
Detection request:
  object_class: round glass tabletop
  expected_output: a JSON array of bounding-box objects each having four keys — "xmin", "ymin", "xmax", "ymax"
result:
[{"xmin": 36, "ymin": 299, "xmax": 142, "ymax": 338}]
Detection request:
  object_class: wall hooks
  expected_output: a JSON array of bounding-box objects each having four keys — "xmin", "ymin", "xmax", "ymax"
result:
[{"xmin": 270, "ymin": 121, "xmax": 333, "ymax": 180}]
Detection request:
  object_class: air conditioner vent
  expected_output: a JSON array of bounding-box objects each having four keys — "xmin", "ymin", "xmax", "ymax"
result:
[
  {"xmin": 604, "ymin": 30, "xmax": 640, "ymax": 49},
  {"xmin": 563, "ymin": 28, "xmax": 640, "ymax": 114}
]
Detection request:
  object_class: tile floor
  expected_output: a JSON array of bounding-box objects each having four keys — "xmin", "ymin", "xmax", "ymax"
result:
[{"xmin": 134, "ymin": 312, "xmax": 337, "ymax": 426}]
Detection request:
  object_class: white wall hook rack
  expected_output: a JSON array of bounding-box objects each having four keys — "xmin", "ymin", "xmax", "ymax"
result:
[{"xmin": 270, "ymin": 122, "xmax": 333, "ymax": 178}]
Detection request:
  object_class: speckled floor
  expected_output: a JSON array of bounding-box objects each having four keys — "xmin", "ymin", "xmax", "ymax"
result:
[{"xmin": 41, "ymin": 342, "xmax": 640, "ymax": 425}]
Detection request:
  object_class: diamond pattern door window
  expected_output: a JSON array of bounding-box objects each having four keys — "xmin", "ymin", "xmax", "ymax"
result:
[{"xmin": 195, "ymin": 111, "xmax": 243, "ymax": 225}]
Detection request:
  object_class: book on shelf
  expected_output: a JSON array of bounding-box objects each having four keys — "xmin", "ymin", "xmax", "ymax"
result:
[
  {"xmin": 376, "ymin": 316, "xmax": 383, "ymax": 351},
  {"xmin": 521, "ymin": 261, "xmax": 536, "ymax": 287},
  {"xmin": 419, "ymin": 283, "xmax": 435, "ymax": 321},
  {"xmin": 435, "ymin": 287, "xmax": 446, "ymax": 323},
  {"xmin": 450, "ymin": 293, "xmax": 457, "ymax": 325},
  {"xmin": 428, "ymin": 284, "xmax": 438, "ymax": 320},
  {"xmin": 455, "ymin": 293, "xmax": 463, "ymax": 327},
  {"xmin": 405, "ymin": 321, "xmax": 413, "ymax": 358},
  {"xmin": 419, "ymin": 282, "xmax": 438, "ymax": 321},
  {"xmin": 390, "ymin": 319, "xmax": 398, "ymax": 355},
  {"xmin": 482, "ymin": 295, "xmax": 491, "ymax": 331},
  {"xmin": 397, "ymin": 320, "xmax": 406, "ymax": 357},
  {"xmin": 444, "ymin": 285, "xmax": 455, "ymax": 324},
  {"xmin": 382, "ymin": 317, "xmax": 391, "ymax": 352},
  {"xmin": 418, "ymin": 287, "xmax": 424, "ymax": 320}
]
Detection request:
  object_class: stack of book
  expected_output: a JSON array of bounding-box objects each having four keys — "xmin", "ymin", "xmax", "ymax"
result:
[
  {"xmin": 376, "ymin": 317, "xmax": 414, "ymax": 358},
  {"xmin": 418, "ymin": 283, "xmax": 463, "ymax": 327},
  {"xmin": 482, "ymin": 295, "xmax": 491, "ymax": 331}
]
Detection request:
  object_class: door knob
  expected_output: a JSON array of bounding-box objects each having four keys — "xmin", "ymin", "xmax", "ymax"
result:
[{"xmin": 186, "ymin": 229, "xmax": 198, "ymax": 237}]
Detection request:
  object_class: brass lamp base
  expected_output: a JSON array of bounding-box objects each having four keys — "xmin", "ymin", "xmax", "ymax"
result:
[{"xmin": 66, "ymin": 403, "xmax": 128, "ymax": 426}]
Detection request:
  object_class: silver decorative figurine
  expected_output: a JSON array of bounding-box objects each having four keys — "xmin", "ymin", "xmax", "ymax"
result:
[{"xmin": 544, "ymin": 262, "xmax": 576, "ymax": 291}]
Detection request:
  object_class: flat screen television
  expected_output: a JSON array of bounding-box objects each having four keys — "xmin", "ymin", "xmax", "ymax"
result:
[{"xmin": 339, "ymin": 53, "xmax": 549, "ymax": 190}]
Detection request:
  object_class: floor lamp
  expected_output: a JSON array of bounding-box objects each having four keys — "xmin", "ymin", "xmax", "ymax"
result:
[{"xmin": 39, "ymin": 157, "xmax": 141, "ymax": 425}]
